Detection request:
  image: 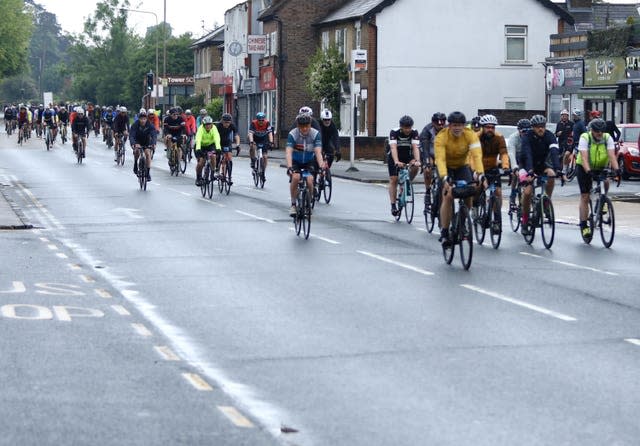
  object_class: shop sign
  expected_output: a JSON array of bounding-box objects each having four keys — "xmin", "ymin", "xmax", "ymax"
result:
[{"xmin": 584, "ymin": 57, "xmax": 626, "ymax": 87}]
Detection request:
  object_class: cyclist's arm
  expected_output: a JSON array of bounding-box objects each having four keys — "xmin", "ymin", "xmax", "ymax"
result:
[
  {"xmin": 605, "ymin": 136, "xmax": 619, "ymax": 170},
  {"xmin": 498, "ymin": 135, "xmax": 510, "ymax": 169},
  {"xmin": 520, "ymin": 135, "xmax": 533, "ymax": 172},
  {"xmin": 195, "ymin": 125, "xmax": 204, "ymax": 151},
  {"xmin": 468, "ymin": 133, "xmax": 484, "ymax": 174}
]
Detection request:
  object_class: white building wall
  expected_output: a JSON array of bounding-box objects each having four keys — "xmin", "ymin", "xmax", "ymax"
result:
[
  {"xmin": 224, "ymin": 3, "xmax": 249, "ymax": 94},
  {"xmin": 376, "ymin": 0, "xmax": 559, "ymax": 136}
]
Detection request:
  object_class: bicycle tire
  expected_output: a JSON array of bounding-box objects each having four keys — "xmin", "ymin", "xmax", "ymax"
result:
[
  {"xmin": 45, "ymin": 131, "xmax": 51, "ymax": 151},
  {"xmin": 200, "ymin": 165, "xmax": 208, "ymax": 198},
  {"xmin": 509, "ymin": 194, "xmax": 521, "ymax": 232},
  {"xmin": 252, "ymin": 159, "xmax": 260, "ymax": 187},
  {"xmin": 180, "ymin": 148, "xmax": 187, "ymax": 174},
  {"xmin": 582, "ymin": 200, "xmax": 594, "ymax": 245},
  {"xmin": 295, "ymin": 188, "xmax": 304, "ymax": 236},
  {"xmin": 523, "ymin": 210, "xmax": 535, "ymax": 245},
  {"xmin": 218, "ymin": 167, "xmax": 225, "ymax": 193},
  {"xmin": 566, "ymin": 160, "xmax": 576, "ymax": 182},
  {"xmin": 207, "ymin": 165, "xmax": 214, "ymax": 199},
  {"xmin": 224, "ymin": 160, "xmax": 232, "ymax": 195},
  {"xmin": 598, "ymin": 195, "xmax": 615, "ymax": 248},
  {"xmin": 488, "ymin": 196, "xmax": 502, "ymax": 249},
  {"xmin": 473, "ymin": 191, "xmax": 487, "ymax": 245},
  {"xmin": 540, "ymin": 195, "xmax": 555, "ymax": 249},
  {"xmin": 77, "ymin": 141, "xmax": 83, "ymax": 164},
  {"xmin": 302, "ymin": 189, "xmax": 311, "ymax": 239},
  {"xmin": 459, "ymin": 205, "xmax": 473, "ymax": 270},
  {"xmin": 323, "ymin": 168, "xmax": 332, "ymax": 203},
  {"xmin": 404, "ymin": 181, "xmax": 414, "ymax": 224},
  {"xmin": 138, "ymin": 158, "xmax": 147, "ymax": 190}
]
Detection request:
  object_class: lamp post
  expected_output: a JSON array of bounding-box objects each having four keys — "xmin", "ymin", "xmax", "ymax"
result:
[{"xmin": 120, "ymin": 7, "xmax": 159, "ymax": 109}]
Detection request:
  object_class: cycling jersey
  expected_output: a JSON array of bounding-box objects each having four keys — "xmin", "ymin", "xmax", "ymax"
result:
[
  {"xmin": 58, "ymin": 111, "xmax": 69, "ymax": 124},
  {"xmin": 129, "ymin": 119, "xmax": 157, "ymax": 148},
  {"xmin": 419, "ymin": 123, "xmax": 438, "ymax": 159},
  {"xmin": 434, "ymin": 127, "xmax": 483, "ymax": 179},
  {"xmin": 183, "ymin": 115, "xmax": 196, "ymax": 136},
  {"xmin": 71, "ymin": 116, "xmax": 90, "ymax": 135},
  {"xmin": 164, "ymin": 116, "xmax": 185, "ymax": 137},
  {"xmin": 195, "ymin": 124, "xmax": 221, "ymax": 151},
  {"xmin": 521, "ymin": 129, "xmax": 560, "ymax": 173},
  {"xmin": 286, "ymin": 127, "xmax": 321, "ymax": 164},
  {"xmin": 113, "ymin": 113, "xmax": 130, "ymax": 133},
  {"xmin": 576, "ymin": 132, "xmax": 614, "ymax": 170},
  {"xmin": 389, "ymin": 128, "xmax": 419, "ymax": 163},
  {"xmin": 215, "ymin": 122, "xmax": 238, "ymax": 147},
  {"xmin": 572, "ymin": 119, "xmax": 587, "ymax": 148},
  {"xmin": 477, "ymin": 130, "xmax": 509, "ymax": 171},
  {"xmin": 507, "ymin": 131, "xmax": 525, "ymax": 167},
  {"xmin": 555, "ymin": 119, "xmax": 573, "ymax": 151},
  {"xmin": 249, "ymin": 119, "xmax": 272, "ymax": 144}
]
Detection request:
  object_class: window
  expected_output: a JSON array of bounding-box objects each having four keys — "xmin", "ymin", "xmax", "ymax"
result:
[
  {"xmin": 505, "ymin": 25, "xmax": 527, "ymax": 63},
  {"xmin": 322, "ymin": 31, "xmax": 329, "ymax": 51},
  {"xmin": 335, "ymin": 28, "xmax": 347, "ymax": 60},
  {"xmin": 505, "ymin": 101, "xmax": 526, "ymax": 110}
]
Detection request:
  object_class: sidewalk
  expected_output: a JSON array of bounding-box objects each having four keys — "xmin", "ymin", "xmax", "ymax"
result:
[{"xmin": 0, "ymin": 182, "xmax": 32, "ymax": 229}]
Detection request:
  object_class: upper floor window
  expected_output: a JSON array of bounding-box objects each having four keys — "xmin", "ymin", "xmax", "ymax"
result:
[
  {"xmin": 335, "ymin": 28, "xmax": 347, "ymax": 60},
  {"xmin": 505, "ymin": 25, "xmax": 527, "ymax": 63},
  {"xmin": 322, "ymin": 31, "xmax": 329, "ymax": 51}
]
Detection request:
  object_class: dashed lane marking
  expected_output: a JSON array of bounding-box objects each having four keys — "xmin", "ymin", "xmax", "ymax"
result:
[
  {"xmin": 357, "ymin": 250, "xmax": 434, "ymax": 276},
  {"xmin": 235, "ymin": 210, "xmax": 275, "ymax": 223},
  {"xmin": 131, "ymin": 323, "xmax": 153, "ymax": 337},
  {"xmin": 94, "ymin": 288, "xmax": 112, "ymax": 299},
  {"xmin": 79, "ymin": 274, "xmax": 95, "ymax": 283},
  {"xmin": 218, "ymin": 406, "xmax": 254, "ymax": 428},
  {"xmin": 154, "ymin": 345, "xmax": 181, "ymax": 361},
  {"xmin": 55, "ymin": 252, "xmax": 68, "ymax": 259},
  {"xmin": 520, "ymin": 252, "xmax": 619, "ymax": 276},
  {"xmin": 182, "ymin": 373, "xmax": 213, "ymax": 391},
  {"xmin": 111, "ymin": 305, "xmax": 130, "ymax": 316},
  {"xmin": 625, "ymin": 338, "xmax": 640, "ymax": 346}
]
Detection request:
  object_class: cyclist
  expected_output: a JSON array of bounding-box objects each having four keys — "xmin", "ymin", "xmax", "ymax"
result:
[
  {"xmin": 71, "ymin": 107, "xmax": 90, "ymax": 156},
  {"xmin": 419, "ymin": 112, "xmax": 447, "ymax": 210},
  {"xmin": 183, "ymin": 109, "xmax": 197, "ymax": 157},
  {"xmin": 92, "ymin": 105, "xmax": 102, "ymax": 136},
  {"xmin": 147, "ymin": 108, "xmax": 160, "ymax": 132},
  {"xmin": 113, "ymin": 106, "xmax": 130, "ymax": 154},
  {"xmin": 215, "ymin": 113, "xmax": 240, "ymax": 185},
  {"xmin": 285, "ymin": 113, "xmax": 325, "ymax": 216},
  {"xmin": 519, "ymin": 114, "xmax": 562, "ymax": 235},
  {"xmin": 434, "ymin": 111, "xmax": 483, "ymax": 246},
  {"xmin": 555, "ymin": 109, "xmax": 573, "ymax": 173},
  {"xmin": 474, "ymin": 114, "xmax": 510, "ymax": 232},
  {"xmin": 575, "ymin": 118, "xmax": 621, "ymax": 239},
  {"xmin": 163, "ymin": 107, "xmax": 185, "ymax": 168},
  {"xmin": 196, "ymin": 108, "xmax": 208, "ymax": 128},
  {"xmin": 129, "ymin": 110, "xmax": 157, "ymax": 182},
  {"xmin": 571, "ymin": 109, "xmax": 587, "ymax": 148},
  {"xmin": 388, "ymin": 115, "xmax": 421, "ymax": 217},
  {"xmin": 605, "ymin": 119, "xmax": 621, "ymax": 142},
  {"xmin": 508, "ymin": 118, "xmax": 531, "ymax": 206},
  {"xmin": 58, "ymin": 106, "xmax": 69, "ymax": 135},
  {"xmin": 42, "ymin": 107, "xmax": 59, "ymax": 143},
  {"xmin": 17, "ymin": 105, "xmax": 32, "ymax": 139},
  {"xmin": 4, "ymin": 104, "xmax": 15, "ymax": 132},
  {"xmin": 248, "ymin": 111, "xmax": 274, "ymax": 179},
  {"xmin": 102, "ymin": 106, "xmax": 115, "ymax": 142},
  {"xmin": 34, "ymin": 104, "xmax": 44, "ymax": 137},
  {"xmin": 291, "ymin": 105, "xmax": 321, "ymax": 131},
  {"xmin": 319, "ymin": 108, "xmax": 340, "ymax": 166},
  {"xmin": 194, "ymin": 116, "xmax": 221, "ymax": 186}
]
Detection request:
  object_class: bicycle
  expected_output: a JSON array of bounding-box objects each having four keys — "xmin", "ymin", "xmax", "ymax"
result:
[
  {"xmin": 508, "ymin": 172, "xmax": 523, "ymax": 233},
  {"xmin": 217, "ymin": 147, "xmax": 233, "ymax": 195},
  {"xmin": 565, "ymin": 148, "xmax": 577, "ymax": 182},
  {"xmin": 252, "ymin": 142, "xmax": 267, "ymax": 189},
  {"xmin": 60, "ymin": 123, "xmax": 68, "ymax": 144},
  {"xmin": 424, "ymin": 164, "xmax": 441, "ymax": 233},
  {"xmin": 104, "ymin": 126, "xmax": 113, "ymax": 149},
  {"xmin": 582, "ymin": 169, "xmax": 619, "ymax": 248},
  {"xmin": 394, "ymin": 165, "xmax": 415, "ymax": 223},
  {"xmin": 44, "ymin": 124, "xmax": 54, "ymax": 151},
  {"xmin": 293, "ymin": 168, "xmax": 313, "ymax": 239},
  {"xmin": 168, "ymin": 136, "xmax": 185, "ymax": 176},
  {"xmin": 76, "ymin": 135, "xmax": 86, "ymax": 164},
  {"xmin": 115, "ymin": 137, "xmax": 126, "ymax": 166},
  {"xmin": 521, "ymin": 173, "xmax": 559, "ymax": 249},
  {"xmin": 199, "ymin": 154, "xmax": 217, "ymax": 199},
  {"xmin": 473, "ymin": 169, "xmax": 510, "ymax": 249},
  {"xmin": 442, "ymin": 179, "xmax": 477, "ymax": 270},
  {"xmin": 114, "ymin": 133, "xmax": 126, "ymax": 160},
  {"xmin": 136, "ymin": 147, "xmax": 150, "ymax": 191},
  {"xmin": 314, "ymin": 153, "xmax": 332, "ymax": 204}
]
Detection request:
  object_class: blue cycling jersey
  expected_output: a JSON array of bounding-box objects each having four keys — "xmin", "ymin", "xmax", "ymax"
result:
[{"xmin": 287, "ymin": 127, "xmax": 321, "ymax": 163}]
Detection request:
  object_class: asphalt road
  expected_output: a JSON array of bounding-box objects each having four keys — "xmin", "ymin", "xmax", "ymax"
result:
[{"xmin": 2, "ymin": 131, "xmax": 640, "ymax": 445}]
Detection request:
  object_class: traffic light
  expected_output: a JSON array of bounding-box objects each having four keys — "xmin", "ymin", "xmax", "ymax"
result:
[{"xmin": 146, "ymin": 72, "xmax": 154, "ymax": 92}]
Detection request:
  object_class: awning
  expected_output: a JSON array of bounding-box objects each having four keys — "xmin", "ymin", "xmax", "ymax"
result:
[{"xmin": 577, "ymin": 88, "xmax": 617, "ymax": 100}]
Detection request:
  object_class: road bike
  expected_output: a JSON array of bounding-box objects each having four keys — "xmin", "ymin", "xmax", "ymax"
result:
[
  {"xmin": 199, "ymin": 154, "xmax": 218, "ymax": 199},
  {"xmin": 76, "ymin": 135, "xmax": 86, "ymax": 164},
  {"xmin": 521, "ymin": 174, "xmax": 559, "ymax": 249},
  {"xmin": 104, "ymin": 126, "xmax": 113, "ymax": 149},
  {"xmin": 115, "ymin": 137, "xmax": 126, "ymax": 166},
  {"xmin": 217, "ymin": 147, "xmax": 233, "ymax": 195},
  {"xmin": 44, "ymin": 124, "xmax": 54, "ymax": 151},
  {"xmin": 114, "ymin": 132, "xmax": 126, "ymax": 161},
  {"xmin": 473, "ymin": 169, "xmax": 510, "ymax": 249},
  {"xmin": 442, "ymin": 179, "xmax": 477, "ymax": 270},
  {"xmin": 293, "ymin": 168, "xmax": 312, "ymax": 239},
  {"xmin": 508, "ymin": 173, "xmax": 523, "ymax": 233},
  {"xmin": 581, "ymin": 169, "xmax": 619, "ymax": 248},
  {"xmin": 136, "ymin": 146, "xmax": 152, "ymax": 191},
  {"xmin": 394, "ymin": 165, "xmax": 414, "ymax": 223},
  {"xmin": 424, "ymin": 164, "xmax": 441, "ymax": 233},
  {"xmin": 60, "ymin": 123, "xmax": 68, "ymax": 144},
  {"xmin": 168, "ymin": 136, "xmax": 185, "ymax": 176},
  {"xmin": 314, "ymin": 154, "xmax": 332, "ymax": 204},
  {"xmin": 252, "ymin": 142, "xmax": 267, "ymax": 189}
]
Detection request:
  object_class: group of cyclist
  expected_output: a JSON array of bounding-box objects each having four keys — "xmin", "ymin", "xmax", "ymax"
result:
[{"xmin": 387, "ymin": 107, "xmax": 623, "ymax": 245}]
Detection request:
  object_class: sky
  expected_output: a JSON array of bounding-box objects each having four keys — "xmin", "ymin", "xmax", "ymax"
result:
[{"xmin": 35, "ymin": 0, "xmax": 241, "ymax": 37}]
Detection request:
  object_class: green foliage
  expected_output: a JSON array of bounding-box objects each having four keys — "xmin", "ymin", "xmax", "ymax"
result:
[
  {"xmin": 0, "ymin": 75, "xmax": 37, "ymax": 102},
  {"xmin": 206, "ymin": 97, "xmax": 223, "ymax": 121},
  {"xmin": 305, "ymin": 45, "xmax": 348, "ymax": 127},
  {"xmin": 587, "ymin": 25, "xmax": 632, "ymax": 57},
  {"xmin": 0, "ymin": 0, "xmax": 33, "ymax": 78}
]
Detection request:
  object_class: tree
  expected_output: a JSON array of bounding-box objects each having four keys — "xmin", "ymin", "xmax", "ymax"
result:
[
  {"xmin": 0, "ymin": 0, "xmax": 33, "ymax": 78},
  {"xmin": 305, "ymin": 45, "xmax": 348, "ymax": 127}
]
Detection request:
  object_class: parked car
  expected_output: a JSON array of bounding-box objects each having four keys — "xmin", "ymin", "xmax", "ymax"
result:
[
  {"xmin": 496, "ymin": 125, "xmax": 518, "ymax": 166},
  {"xmin": 616, "ymin": 123, "xmax": 640, "ymax": 179}
]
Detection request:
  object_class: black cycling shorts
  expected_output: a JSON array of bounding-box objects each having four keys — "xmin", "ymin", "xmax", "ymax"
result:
[
  {"xmin": 292, "ymin": 159, "xmax": 317, "ymax": 175},
  {"xmin": 195, "ymin": 145, "xmax": 216, "ymax": 159}
]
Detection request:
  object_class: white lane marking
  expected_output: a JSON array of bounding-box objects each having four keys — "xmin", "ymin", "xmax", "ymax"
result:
[
  {"xmin": 218, "ymin": 406, "xmax": 254, "ymax": 428},
  {"xmin": 39, "ymin": 237, "xmax": 49, "ymax": 242},
  {"xmin": 357, "ymin": 250, "xmax": 434, "ymax": 276},
  {"xmin": 520, "ymin": 252, "xmax": 619, "ymax": 276},
  {"xmin": 47, "ymin": 244, "xmax": 58, "ymax": 250},
  {"xmin": 79, "ymin": 274, "xmax": 95, "ymax": 283},
  {"xmin": 56, "ymin": 252, "xmax": 68, "ymax": 259},
  {"xmin": 287, "ymin": 227, "xmax": 340, "ymax": 244},
  {"xmin": 235, "ymin": 210, "xmax": 275, "ymax": 223},
  {"xmin": 167, "ymin": 187, "xmax": 191, "ymax": 197},
  {"xmin": 182, "ymin": 373, "xmax": 213, "ymax": 391},
  {"xmin": 111, "ymin": 305, "xmax": 131, "ymax": 316},
  {"xmin": 0, "ymin": 281, "xmax": 26, "ymax": 294},
  {"xmin": 624, "ymin": 338, "xmax": 640, "ymax": 346},
  {"xmin": 94, "ymin": 288, "xmax": 112, "ymax": 299},
  {"xmin": 68, "ymin": 263, "xmax": 81, "ymax": 270},
  {"xmin": 461, "ymin": 284, "xmax": 577, "ymax": 322},
  {"xmin": 131, "ymin": 323, "xmax": 153, "ymax": 337},
  {"xmin": 197, "ymin": 197, "xmax": 224, "ymax": 207},
  {"xmin": 154, "ymin": 345, "xmax": 181, "ymax": 361},
  {"xmin": 11, "ymin": 177, "xmax": 63, "ymax": 229}
]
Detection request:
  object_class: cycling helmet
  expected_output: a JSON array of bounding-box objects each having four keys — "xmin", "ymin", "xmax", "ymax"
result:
[
  {"xmin": 256, "ymin": 111, "xmax": 266, "ymax": 120},
  {"xmin": 199, "ymin": 108, "xmax": 207, "ymax": 115},
  {"xmin": 147, "ymin": 108, "xmax": 155, "ymax": 114},
  {"xmin": 589, "ymin": 118, "xmax": 606, "ymax": 132},
  {"xmin": 471, "ymin": 116, "xmax": 481, "ymax": 128},
  {"xmin": 431, "ymin": 112, "xmax": 446, "ymax": 122},
  {"xmin": 399, "ymin": 115, "xmax": 414, "ymax": 127},
  {"xmin": 185, "ymin": 109, "xmax": 192, "ymax": 115},
  {"xmin": 139, "ymin": 108, "xmax": 146, "ymax": 114},
  {"xmin": 202, "ymin": 116, "xmax": 214, "ymax": 125},
  {"xmin": 221, "ymin": 113, "xmax": 232, "ymax": 122},
  {"xmin": 298, "ymin": 106, "xmax": 313, "ymax": 116},
  {"xmin": 447, "ymin": 111, "xmax": 466, "ymax": 124},
  {"xmin": 530, "ymin": 114, "xmax": 547, "ymax": 127},
  {"xmin": 138, "ymin": 110, "xmax": 147, "ymax": 117},
  {"xmin": 107, "ymin": 106, "xmax": 113, "ymax": 111},
  {"xmin": 572, "ymin": 108, "xmax": 582, "ymax": 117},
  {"xmin": 169, "ymin": 108, "xmax": 178, "ymax": 115},
  {"xmin": 479, "ymin": 114, "xmax": 498, "ymax": 126},
  {"xmin": 119, "ymin": 106, "xmax": 127, "ymax": 112},
  {"xmin": 76, "ymin": 107, "xmax": 85, "ymax": 115},
  {"xmin": 176, "ymin": 106, "xmax": 183, "ymax": 113},
  {"xmin": 590, "ymin": 110, "xmax": 602, "ymax": 119},
  {"xmin": 321, "ymin": 109, "xmax": 332, "ymax": 120},
  {"xmin": 560, "ymin": 109, "xmax": 569, "ymax": 116},
  {"xmin": 516, "ymin": 118, "xmax": 531, "ymax": 130},
  {"xmin": 296, "ymin": 113, "xmax": 311, "ymax": 126}
]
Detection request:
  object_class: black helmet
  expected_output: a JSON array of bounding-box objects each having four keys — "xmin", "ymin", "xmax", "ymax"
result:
[
  {"xmin": 589, "ymin": 118, "xmax": 606, "ymax": 132},
  {"xmin": 221, "ymin": 113, "xmax": 232, "ymax": 122},
  {"xmin": 399, "ymin": 115, "xmax": 414, "ymax": 127},
  {"xmin": 296, "ymin": 113, "xmax": 311, "ymax": 125},
  {"xmin": 471, "ymin": 116, "xmax": 481, "ymax": 128},
  {"xmin": 447, "ymin": 111, "xmax": 466, "ymax": 124},
  {"xmin": 431, "ymin": 112, "xmax": 446, "ymax": 122},
  {"xmin": 517, "ymin": 118, "xmax": 531, "ymax": 130}
]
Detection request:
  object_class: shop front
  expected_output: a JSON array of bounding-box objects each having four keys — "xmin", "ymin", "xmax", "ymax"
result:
[
  {"xmin": 546, "ymin": 60, "xmax": 583, "ymax": 123},
  {"xmin": 580, "ymin": 57, "xmax": 626, "ymax": 123}
]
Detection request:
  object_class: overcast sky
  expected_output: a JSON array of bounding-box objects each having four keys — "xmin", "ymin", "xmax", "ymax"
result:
[{"xmin": 35, "ymin": 0, "xmax": 241, "ymax": 37}]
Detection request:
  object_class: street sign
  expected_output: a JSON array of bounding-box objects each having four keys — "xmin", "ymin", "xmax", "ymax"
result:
[
  {"xmin": 247, "ymin": 35, "xmax": 267, "ymax": 54},
  {"xmin": 351, "ymin": 49, "xmax": 367, "ymax": 72}
]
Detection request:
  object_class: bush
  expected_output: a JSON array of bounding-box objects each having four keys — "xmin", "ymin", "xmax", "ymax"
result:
[{"xmin": 206, "ymin": 97, "xmax": 223, "ymax": 120}]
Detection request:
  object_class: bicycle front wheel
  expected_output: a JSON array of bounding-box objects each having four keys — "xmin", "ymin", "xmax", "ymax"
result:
[
  {"xmin": 459, "ymin": 205, "xmax": 473, "ymax": 270},
  {"xmin": 303, "ymin": 190, "xmax": 311, "ymax": 239},
  {"xmin": 138, "ymin": 160, "xmax": 147, "ymax": 190},
  {"xmin": 509, "ymin": 194, "xmax": 521, "ymax": 232},
  {"xmin": 598, "ymin": 196, "xmax": 615, "ymax": 248},
  {"xmin": 323, "ymin": 168, "xmax": 332, "ymax": 203},
  {"xmin": 473, "ymin": 191, "xmax": 487, "ymax": 245},
  {"xmin": 252, "ymin": 159, "xmax": 260, "ymax": 187},
  {"xmin": 200, "ymin": 166, "xmax": 208, "ymax": 198},
  {"xmin": 426, "ymin": 183, "xmax": 440, "ymax": 233},
  {"xmin": 540, "ymin": 195, "xmax": 555, "ymax": 249},
  {"xmin": 180, "ymin": 150, "xmax": 187, "ymax": 174},
  {"xmin": 488, "ymin": 196, "xmax": 502, "ymax": 249},
  {"xmin": 224, "ymin": 160, "xmax": 232, "ymax": 195}
]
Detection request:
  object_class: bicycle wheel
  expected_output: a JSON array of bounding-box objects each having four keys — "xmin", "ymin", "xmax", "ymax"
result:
[
  {"xmin": 404, "ymin": 181, "xmax": 414, "ymax": 224},
  {"xmin": 252, "ymin": 158, "xmax": 260, "ymax": 187},
  {"xmin": 180, "ymin": 149, "xmax": 187, "ymax": 174},
  {"xmin": 77, "ymin": 141, "xmax": 83, "ymax": 164},
  {"xmin": 473, "ymin": 191, "xmax": 487, "ymax": 245},
  {"xmin": 459, "ymin": 205, "xmax": 474, "ymax": 270},
  {"xmin": 582, "ymin": 200, "xmax": 594, "ymax": 245},
  {"xmin": 302, "ymin": 189, "xmax": 311, "ymax": 239},
  {"xmin": 488, "ymin": 196, "xmax": 502, "ymax": 249},
  {"xmin": 218, "ymin": 166, "xmax": 225, "ymax": 193},
  {"xmin": 394, "ymin": 186, "xmax": 403, "ymax": 222},
  {"xmin": 323, "ymin": 168, "xmax": 332, "ymax": 203},
  {"xmin": 598, "ymin": 196, "xmax": 615, "ymax": 248},
  {"xmin": 294, "ymin": 189, "xmax": 304, "ymax": 236},
  {"xmin": 224, "ymin": 160, "xmax": 232, "ymax": 195},
  {"xmin": 200, "ymin": 165, "xmax": 208, "ymax": 198},
  {"xmin": 45, "ymin": 131, "xmax": 51, "ymax": 151},
  {"xmin": 540, "ymin": 195, "xmax": 555, "ymax": 249},
  {"xmin": 509, "ymin": 193, "xmax": 521, "ymax": 232},
  {"xmin": 523, "ymin": 208, "xmax": 535, "ymax": 244},
  {"xmin": 425, "ymin": 185, "xmax": 438, "ymax": 233}
]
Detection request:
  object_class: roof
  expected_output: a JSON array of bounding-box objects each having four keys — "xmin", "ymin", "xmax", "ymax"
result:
[
  {"xmin": 317, "ymin": 0, "xmax": 397, "ymax": 25},
  {"xmin": 555, "ymin": 1, "xmax": 640, "ymax": 30},
  {"xmin": 537, "ymin": 0, "xmax": 575, "ymax": 25},
  {"xmin": 257, "ymin": 0, "xmax": 291, "ymax": 21},
  {"xmin": 189, "ymin": 26, "xmax": 224, "ymax": 49}
]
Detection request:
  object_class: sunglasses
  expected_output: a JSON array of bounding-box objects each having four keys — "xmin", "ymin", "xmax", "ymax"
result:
[{"xmin": 483, "ymin": 125, "xmax": 496, "ymax": 130}]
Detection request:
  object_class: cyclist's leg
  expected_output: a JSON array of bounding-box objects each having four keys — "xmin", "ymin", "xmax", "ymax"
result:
[
  {"xmin": 387, "ymin": 157, "xmax": 399, "ymax": 214},
  {"xmin": 543, "ymin": 167, "xmax": 556, "ymax": 197}
]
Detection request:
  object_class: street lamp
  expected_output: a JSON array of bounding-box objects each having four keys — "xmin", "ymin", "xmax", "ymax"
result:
[{"xmin": 120, "ymin": 7, "xmax": 159, "ymax": 108}]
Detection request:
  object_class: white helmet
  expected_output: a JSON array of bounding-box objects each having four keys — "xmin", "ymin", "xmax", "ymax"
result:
[
  {"xmin": 479, "ymin": 114, "xmax": 498, "ymax": 126},
  {"xmin": 298, "ymin": 105, "xmax": 313, "ymax": 116},
  {"xmin": 139, "ymin": 108, "xmax": 146, "ymax": 114},
  {"xmin": 321, "ymin": 109, "xmax": 332, "ymax": 120},
  {"xmin": 76, "ymin": 107, "xmax": 84, "ymax": 115},
  {"xmin": 560, "ymin": 109, "xmax": 569, "ymax": 116},
  {"xmin": 147, "ymin": 108, "xmax": 155, "ymax": 114},
  {"xmin": 120, "ymin": 106, "xmax": 127, "ymax": 113}
]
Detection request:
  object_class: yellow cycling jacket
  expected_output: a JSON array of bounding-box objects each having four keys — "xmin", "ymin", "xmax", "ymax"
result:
[
  {"xmin": 195, "ymin": 123, "xmax": 221, "ymax": 151},
  {"xmin": 435, "ymin": 127, "xmax": 483, "ymax": 178}
]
